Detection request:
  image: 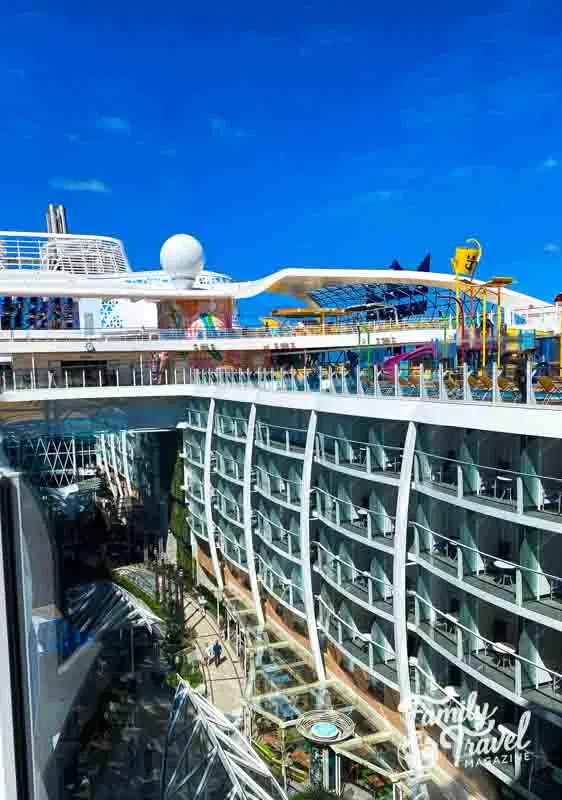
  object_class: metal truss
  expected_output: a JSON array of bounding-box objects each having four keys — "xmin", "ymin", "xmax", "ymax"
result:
[
  {"xmin": 3, "ymin": 435, "xmax": 97, "ymax": 487},
  {"xmin": 162, "ymin": 680, "xmax": 287, "ymax": 800}
]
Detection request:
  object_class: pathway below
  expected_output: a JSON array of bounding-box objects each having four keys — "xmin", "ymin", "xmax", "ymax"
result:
[{"xmin": 184, "ymin": 594, "xmax": 245, "ymax": 716}]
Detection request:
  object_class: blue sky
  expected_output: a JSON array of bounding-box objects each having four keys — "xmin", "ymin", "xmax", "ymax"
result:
[{"xmin": 4, "ymin": 1, "xmax": 562, "ymax": 307}]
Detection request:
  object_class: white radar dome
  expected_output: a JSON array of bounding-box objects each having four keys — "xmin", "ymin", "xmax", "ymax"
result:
[{"xmin": 160, "ymin": 234, "xmax": 204, "ymax": 286}]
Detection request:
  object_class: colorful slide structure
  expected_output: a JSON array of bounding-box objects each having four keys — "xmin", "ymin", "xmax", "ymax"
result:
[{"xmin": 381, "ymin": 343, "xmax": 435, "ymax": 377}]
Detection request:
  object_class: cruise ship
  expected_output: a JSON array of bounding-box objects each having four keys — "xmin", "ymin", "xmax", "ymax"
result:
[{"xmin": 2, "ymin": 207, "xmax": 562, "ymax": 800}]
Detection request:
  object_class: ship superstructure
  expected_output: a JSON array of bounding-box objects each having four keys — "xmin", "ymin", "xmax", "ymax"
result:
[{"xmin": 1, "ymin": 211, "xmax": 562, "ymax": 800}]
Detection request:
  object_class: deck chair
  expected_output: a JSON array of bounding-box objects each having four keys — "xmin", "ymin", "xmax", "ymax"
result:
[
  {"xmin": 537, "ymin": 376, "xmax": 562, "ymax": 404},
  {"xmin": 468, "ymin": 374, "xmax": 492, "ymax": 401},
  {"xmin": 497, "ymin": 376, "xmax": 521, "ymax": 402}
]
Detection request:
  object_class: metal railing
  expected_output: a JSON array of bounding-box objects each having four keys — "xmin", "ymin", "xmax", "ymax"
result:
[
  {"xmin": 253, "ymin": 510, "xmax": 301, "ymax": 559},
  {"xmin": 0, "ymin": 312, "xmax": 446, "ymax": 342},
  {"xmin": 315, "ymin": 432, "xmax": 403, "ymax": 475},
  {"xmin": 184, "ymin": 445, "xmax": 204, "ymax": 466},
  {"xmin": 255, "ymin": 554, "xmax": 305, "ymax": 615},
  {"xmin": 0, "ymin": 231, "xmax": 130, "ymax": 275},
  {"xmin": 214, "ymin": 488, "xmax": 243, "ymax": 526},
  {"xmin": 414, "ymin": 449, "xmax": 562, "ymax": 518},
  {"xmin": 255, "ymin": 421, "xmax": 307, "ymax": 454},
  {"xmin": 315, "ymin": 542, "xmax": 393, "ymax": 606},
  {"xmin": 413, "ymin": 592, "xmax": 562, "ymax": 698},
  {"xmin": 313, "ymin": 487, "xmax": 396, "ymax": 540},
  {"xmin": 185, "ymin": 407, "xmax": 208, "ymax": 430},
  {"xmin": 254, "ymin": 466, "xmax": 302, "ymax": 507},
  {"xmin": 185, "ymin": 482, "xmax": 205, "ymax": 504},
  {"xmin": 217, "ymin": 526, "xmax": 248, "ymax": 571},
  {"xmin": 411, "ymin": 522, "xmax": 562, "ymax": 608},
  {"xmin": 317, "ymin": 596, "xmax": 396, "ymax": 667},
  {"xmin": 214, "ymin": 413, "xmax": 248, "ymax": 440},
  {"xmin": 6, "ymin": 363, "xmax": 562, "ymax": 411},
  {"xmin": 214, "ymin": 454, "xmax": 243, "ymax": 482}
]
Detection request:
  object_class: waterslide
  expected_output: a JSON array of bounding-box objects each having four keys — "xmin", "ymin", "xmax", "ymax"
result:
[{"xmin": 381, "ymin": 343, "xmax": 434, "ymax": 377}]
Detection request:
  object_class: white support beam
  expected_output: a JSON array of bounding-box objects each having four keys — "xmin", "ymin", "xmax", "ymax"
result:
[
  {"xmin": 99, "ymin": 433, "xmax": 116, "ymax": 498},
  {"xmin": 392, "ymin": 421, "xmax": 427, "ymax": 797},
  {"xmin": 242, "ymin": 405, "xmax": 264, "ymax": 627},
  {"xmin": 121, "ymin": 430, "xmax": 133, "ymax": 496},
  {"xmin": 301, "ymin": 410, "xmax": 326, "ymax": 682},
  {"xmin": 109, "ymin": 433, "xmax": 123, "ymax": 499},
  {"xmin": 204, "ymin": 399, "xmax": 224, "ymax": 592}
]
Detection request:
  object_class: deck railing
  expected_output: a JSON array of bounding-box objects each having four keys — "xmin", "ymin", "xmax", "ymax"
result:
[
  {"xmin": 4, "ymin": 362, "xmax": 561, "ymax": 408},
  {"xmin": 410, "ymin": 521, "xmax": 562, "ymax": 609}
]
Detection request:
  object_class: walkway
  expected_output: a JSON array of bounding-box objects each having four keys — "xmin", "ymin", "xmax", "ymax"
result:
[
  {"xmin": 116, "ymin": 565, "xmax": 245, "ymax": 715},
  {"xmin": 185, "ymin": 593, "xmax": 245, "ymax": 716}
]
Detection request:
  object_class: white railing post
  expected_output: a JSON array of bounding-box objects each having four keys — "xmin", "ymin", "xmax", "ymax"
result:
[
  {"xmin": 65, "ymin": 371, "xmax": 69, "ymax": 389},
  {"xmin": 12, "ymin": 370, "xmax": 17, "ymax": 391},
  {"xmin": 356, "ymin": 363, "xmax": 363, "ymax": 396},
  {"xmin": 462, "ymin": 363, "xmax": 470, "ymax": 401},
  {"xmin": 526, "ymin": 359, "xmax": 534, "ymax": 405},
  {"xmin": 82, "ymin": 369, "xmax": 86, "ymax": 388},
  {"xmin": 516, "ymin": 477, "xmax": 524, "ymax": 514},
  {"xmin": 3, "ymin": 372, "xmax": 7, "ymax": 392},
  {"xmin": 492, "ymin": 363, "xmax": 500, "ymax": 403},
  {"xmin": 515, "ymin": 569, "xmax": 523, "ymax": 607},
  {"xmin": 515, "ymin": 659, "xmax": 522, "ymax": 696},
  {"xmin": 328, "ymin": 366, "xmax": 334, "ymax": 393},
  {"xmin": 456, "ymin": 627, "xmax": 463, "ymax": 659},
  {"xmin": 419, "ymin": 367, "xmax": 425, "ymax": 399},
  {"xmin": 394, "ymin": 364, "xmax": 399, "ymax": 398},
  {"xmin": 438, "ymin": 363, "xmax": 447, "ymax": 400},
  {"xmin": 290, "ymin": 367, "xmax": 296, "ymax": 392},
  {"xmin": 149, "ymin": 367, "xmax": 153, "ymax": 386},
  {"xmin": 116, "ymin": 369, "xmax": 120, "ymax": 387}
]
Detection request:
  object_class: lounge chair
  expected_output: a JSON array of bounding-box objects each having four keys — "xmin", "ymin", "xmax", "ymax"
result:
[
  {"xmin": 536, "ymin": 375, "xmax": 562, "ymax": 404},
  {"xmin": 497, "ymin": 376, "xmax": 521, "ymax": 402}
]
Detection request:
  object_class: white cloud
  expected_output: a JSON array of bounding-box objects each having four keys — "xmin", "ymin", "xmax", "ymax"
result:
[
  {"xmin": 539, "ymin": 157, "xmax": 559, "ymax": 170},
  {"xmin": 209, "ymin": 117, "xmax": 253, "ymax": 139},
  {"xmin": 49, "ymin": 178, "xmax": 110, "ymax": 194},
  {"xmin": 544, "ymin": 242, "xmax": 560, "ymax": 254},
  {"xmin": 95, "ymin": 115, "xmax": 131, "ymax": 134}
]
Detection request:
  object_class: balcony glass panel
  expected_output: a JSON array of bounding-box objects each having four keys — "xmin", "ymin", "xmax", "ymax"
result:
[
  {"xmin": 314, "ymin": 488, "xmax": 395, "ymax": 541},
  {"xmin": 254, "ymin": 512, "xmax": 301, "ymax": 558},
  {"xmin": 256, "ymin": 422, "xmax": 307, "ymax": 455},
  {"xmin": 255, "ymin": 467, "xmax": 302, "ymax": 507},
  {"xmin": 316, "ymin": 433, "xmax": 403, "ymax": 476}
]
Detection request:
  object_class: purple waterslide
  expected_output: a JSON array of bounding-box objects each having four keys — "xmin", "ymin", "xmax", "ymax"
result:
[{"xmin": 381, "ymin": 343, "xmax": 435, "ymax": 378}]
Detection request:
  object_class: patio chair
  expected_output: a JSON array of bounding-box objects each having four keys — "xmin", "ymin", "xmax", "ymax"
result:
[
  {"xmin": 444, "ymin": 372, "xmax": 463, "ymax": 399},
  {"xmin": 497, "ymin": 376, "xmax": 521, "ymax": 402},
  {"xmin": 468, "ymin": 374, "xmax": 492, "ymax": 401},
  {"xmin": 398, "ymin": 376, "xmax": 420, "ymax": 396},
  {"xmin": 536, "ymin": 375, "xmax": 562, "ymax": 404}
]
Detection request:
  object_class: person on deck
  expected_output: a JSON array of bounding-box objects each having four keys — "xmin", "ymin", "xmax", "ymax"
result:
[{"xmin": 212, "ymin": 639, "xmax": 222, "ymax": 667}]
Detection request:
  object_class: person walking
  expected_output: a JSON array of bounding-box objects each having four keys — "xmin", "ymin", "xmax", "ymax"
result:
[{"xmin": 212, "ymin": 639, "xmax": 222, "ymax": 668}]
